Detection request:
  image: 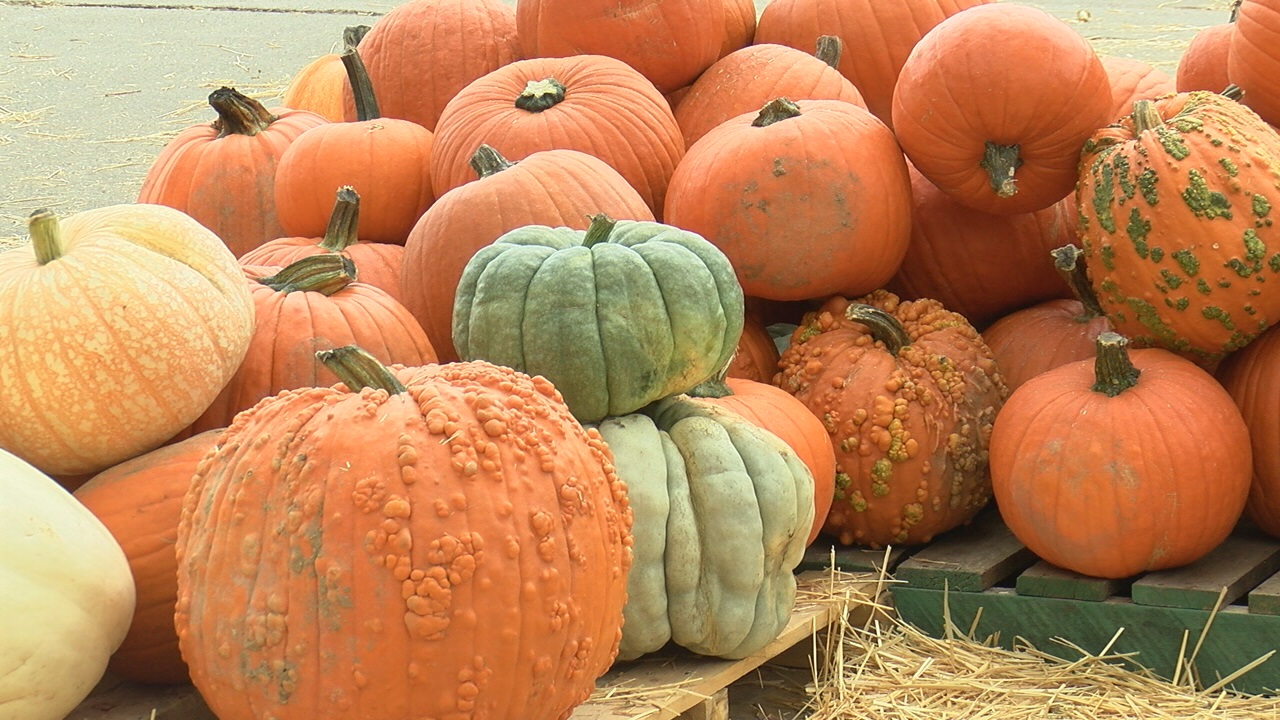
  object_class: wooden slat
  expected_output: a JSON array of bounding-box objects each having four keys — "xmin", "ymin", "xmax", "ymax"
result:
[
  {"xmin": 1016, "ymin": 561, "xmax": 1125, "ymax": 602},
  {"xmin": 798, "ymin": 542, "xmax": 913, "ymax": 574},
  {"xmin": 677, "ymin": 688, "xmax": 728, "ymax": 720},
  {"xmin": 1131, "ymin": 534, "xmax": 1280, "ymax": 610},
  {"xmin": 65, "ymin": 681, "xmax": 214, "ymax": 720},
  {"xmin": 893, "ymin": 511, "xmax": 1036, "ymax": 592},
  {"xmin": 1248, "ymin": 569, "xmax": 1280, "ymax": 616}
]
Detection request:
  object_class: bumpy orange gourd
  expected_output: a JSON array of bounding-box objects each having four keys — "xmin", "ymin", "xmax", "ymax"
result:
[
  {"xmin": 0, "ymin": 206, "xmax": 254, "ymax": 476},
  {"xmin": 137, "ymin": 88, "xmax": 327, "ymax": 257},
  {"xmin": 777, "ymin": 291, "xmax": 1007, "ymax": 547},
  {"xmin": 892, "ymin": 3, "xmax": 1113, "ymax": 214},
  {"xmin": 175, "ymin": 347, "xmax": 633, "ymax": 720},
  {"xmin": 992, "ymin": 333, "xmax": 1251, "ymax": 579},
  {"xmin": 73, "ymin": 429, "xmax": 224, "ymax": 685},
  {"xmin": 1077, "ymin": 92, "xmax": 1280, "ymax": 364}
]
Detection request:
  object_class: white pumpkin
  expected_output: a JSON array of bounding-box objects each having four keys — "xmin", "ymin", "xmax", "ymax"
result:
[{"xmin": 0, "ymin": 449, "xmax": 136, "ymax": 720}]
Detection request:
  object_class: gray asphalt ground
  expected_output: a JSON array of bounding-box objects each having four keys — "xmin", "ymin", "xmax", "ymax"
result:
[{"xmin": 0, "ymin": 0, "xmax": 1235, "ymax": 243}]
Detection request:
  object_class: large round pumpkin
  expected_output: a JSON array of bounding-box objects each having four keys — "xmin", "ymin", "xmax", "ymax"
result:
[
  {"xmin": 73, "ymin": 429, "xmax": 224, "ymax": 685},
  {"xmin": 401, "ymin": 144, "xmax": 654, "ymax": 362},
  {"xmin": 281, "ymin": 26, "xmax": 369, "ymax": 123},
  {"xmin": 1077, "ymin": 92, "xmax": 1280, "ymax": 364},
  {"xmin": 892, "ymin": 3, "xmax": 1113, "ymax": 214},
  {"xmin": 1102, "ymin": 55, "xmax": 1175, "ymax": 123},
  {"xmin": 175, "ymin": 347, "xmax": 633, "ymax": 720},
  {"xmin": 991, "ymin": 333, "xmax": 1251, "ymax": 579},
  {"xmin": 1218, "ymin": 321, "xmax": 1280, "ymax": 538},
  {"xmin": 1178, "ymin": 22, "xmax": 1234, "ymax": 93},
  {"xmin": 430, "ymin": 54, "xmax": 684, "ymax": 219},
  {"xmin": 1230, "ymin": 0, "xmax": 1280, "ymax": 126},
  {"xmin": 137, "ymin": 88, "xmax": 327, "ymax": 257},
  {"xmin": 777, "ymin": 291, "xmax": 1008, "ymax": 547},
  {"xmin": 665, "ymin": 98, "xmax": 912, "ymax": 302},
  {"xmin": 453, "ymin": 215, "xmax": 744, "ymax": 423},
  {"xmin": 0, "ymin": 205, "xmax": 254, "ymax": 476},
  {"xmin": 594, "ymin": 396, "xmax": 813, "ymax": 660},
  {"xmin": 1, "ymin": 448, "xmax": 136, "ymax": 720}
]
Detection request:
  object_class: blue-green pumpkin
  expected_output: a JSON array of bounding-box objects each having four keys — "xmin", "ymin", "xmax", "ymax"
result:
[{"xmin": 453, "ymin": 214, "xmax": 745, "ymax": 422}]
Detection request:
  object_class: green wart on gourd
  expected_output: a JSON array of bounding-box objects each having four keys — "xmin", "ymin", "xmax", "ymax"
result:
[
  {"xmin": 1127, "ymin": 208, "xmax": 1151, "ymax": 257},
  {"xmin": 1182, "ymin": 169, "xmax": 1233, "ymax": 220}
]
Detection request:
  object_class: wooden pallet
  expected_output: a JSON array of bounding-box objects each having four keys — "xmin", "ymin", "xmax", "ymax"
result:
[
  {"xmin": 798, "ymin": 509, "xmax": 1280, "ymax": 696},
  {"xmin": 66, "ymin": 571, "xmax": 882, "ymax": 720}
]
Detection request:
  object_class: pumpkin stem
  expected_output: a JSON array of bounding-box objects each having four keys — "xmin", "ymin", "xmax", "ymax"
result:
[
  {"xmin": 27, "ymin": 208, "xmax": 65, "ymax": 265},
  {"xmin": 685, "ymin": 359, "xmax": 735, "ymax": 399},
  {"xmin": 1091, "ymin": 332, "xmax": 1140, "ymax": 397},
  {"xmin": 318, "ymin": 187, "xmax": 361, "ymax": 252},
  {"xmin": 1230, "ymin": 0, "xmax": 1242, "ymax": 22},
  {"xmin": 342, "ymin": 24, "xmax": 370, "ymax": 49},
  {"xmin": 845, "ymin": 304, "xmax": 911, "ymax": 355},
  {"xmin": 582, "ymin": 213, "xmax": 617, "ymax": 247},
  {"xmin": 209, "ymin": 87, "xmax": 277, "ymax": 138},
  {"xmin": 1130, "ymin": 99, "xmax": 1165, "ymax": 134},
  {"xmin": 1222, "ymin": 84, "xmax": 1245, "ymax": 101},
  {"xmin": 258, "ymin": 253, "xmax": 357, "ymax": 296},
  {"xmin": 814, "ymin": 35, "xmax": 842, "ymax": 69},
  {"xmin": 470, "ymin": 144, "xmax": 516, "ymax": 179},
  {"xmin": 317, "ymin": 345, "xmax": 408, "ymax": 394},
  {"xmin": 341, "ymin": 48, "xmax": 380, "ymax": 121},
  {"xmin": 515, "ymin": 78, "xmax": 567, "ymax": 112},
  {"xmin": 753, "ymin": 98, "xmax": 802, "ymax": 127},
  {"xmin": 979, "ymin": 142, "xmax": 1022, "ymax": 198},
  {"xmin": 1052, "ymin": 244, "xmax": 1106, "ymax": 320}
]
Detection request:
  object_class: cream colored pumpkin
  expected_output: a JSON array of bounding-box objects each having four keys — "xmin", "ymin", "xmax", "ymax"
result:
[
  {"xmin": 594, "ymin": 396, "xmax": 814, "ymax": 660},
  {"xmin": 0, "ymin": 448, "xmax": 136, "ymax": 720},
  {"xmin": 0, "ymin": 206, "xmax": 254, "ymax": 476}
]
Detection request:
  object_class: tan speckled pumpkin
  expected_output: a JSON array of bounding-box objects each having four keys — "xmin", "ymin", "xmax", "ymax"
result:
[
  {"xmin": 175, "ymin": 346, "xmax": 633, "ymax": 720},
  {"xmin": 777, "ymin": 290, "xmax": 1008, "ymax": 547},
  {"xmin": 0, "ymin": 206, "xmax": 254, "ymax": 476}
]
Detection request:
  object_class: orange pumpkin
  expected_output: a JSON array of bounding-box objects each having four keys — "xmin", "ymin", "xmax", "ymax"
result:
[
  {"xmin": 720, "ymin": 0, "xmax": 758, "ymax": 57},
  {"xmin": 175, "ymin": 347, "xmax": 633, "ymax": 720},
  {"xmin": 137, "ymin": 88, "xmax": 327, "ymax": 257},
  {"xmin": 726, "ymin": 308, "xmax": 781, "ymax": 383},
  {"xmin": 1178, "ymin": 23, "xmax": 1234, "ymax": 93},
  {"xmin": 1230, "ymin": 0, "xmax": 1280, "ymax": 125},
  {"xmin": 280, "ymin": 26, "xmax": 368, "ymax": 123},
  {"xmin": 430, "ymin": 54, "xmax": 684, "ymax": 219},
  {"xmin": 892, "ymin": 4, "xmax": 1112, "ymax": 214},
  {"xmin": 274, "ymin": 50, "xmax": 435, "ymax": 245},
  {"xmin": 73, "ymin": 430, "xmax": 224, "ymax": 685},
  {"xmin": 665, "ymin": 98, "xmax": 911, "ymax": 301},
  {"xmin": 516, "ymin": 0, "xmax": 723, "ymax": 93},
  {"xmin": 992, "ymin": 332, "xmax": 1251, "ymax": 579},
  {"xmin": 1101, "ymin": 55, "xmax": 1175, "ymax": 122},
  {"xmin": 1219, "ymin": 321, "xmax": 1280, "ymax": 538},
  {"xmin": 402, "ymin": 144, "xmax": 654, "ymax": 362},
  {"xmin": 239, "ymin": 186, "xmax": 404, "ymax": 303}
]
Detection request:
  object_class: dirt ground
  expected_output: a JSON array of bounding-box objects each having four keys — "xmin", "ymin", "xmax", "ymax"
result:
[{"xmin": 0, "ymin": 0, "xmax": 1239, "ymax": 243}]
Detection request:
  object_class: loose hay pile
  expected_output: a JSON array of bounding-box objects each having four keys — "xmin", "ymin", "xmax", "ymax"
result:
[{"xmin": 797, "ymin": 567, "xmax": 1280, "ymax": 720}]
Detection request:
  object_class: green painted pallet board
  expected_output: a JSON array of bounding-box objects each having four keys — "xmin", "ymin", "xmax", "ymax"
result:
[
  {"xmin": 798, "ymin": 542, "xmax": 912, "ymax": 574},
  {"xmin": 1249, "ymin": 570, "xmax": 1280, "ymax": 617},
  {"xmin": 892, "ymin": 587, "xmax": 1280, "ymax": 695},
  {"xmin": 892, "ymin": 511, "xmax": 1036, "ymax": 592},
  {"xmin": 1130, "ymin": 534, "xmax": 1280, "ymax": 610},
  {"xmin": 1016, "ymin": 561, "xmax": 1124, "ymax": 602}
]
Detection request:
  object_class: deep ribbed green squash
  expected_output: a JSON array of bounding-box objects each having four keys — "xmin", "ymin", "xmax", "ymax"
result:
[
  {"xmin": 592, "ymin": 395, "xmax": 814, "ymax": 660},
  {"xmin": 453, "ymin": 215, "xmax": 745, "ymax": 422}
]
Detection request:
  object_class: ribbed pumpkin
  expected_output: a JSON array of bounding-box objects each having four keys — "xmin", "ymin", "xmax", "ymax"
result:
[
  {"xmin": 0, "ymin": 206, "xmax": 254, "ymax": 476},
  {"xmin": 687, "ymin": 376, "xmax": 836, "ymax": 545},
  {"xmin": 274, "ymin": 50, "xmax": 434, "ymax": 245},
  {"xmin": 280, "ymin": 26, "xmax": 368, "ymax": 123},
  {"xmin": 430, "ymin": 54, "xmax": 684, "ymax": 218},
  {"xmin": 240, "ymin": 186, "xmax": 404, "ymax": 303},
  {"xmin": 349, "ymin": 0, "xmax": 522, "ymax": 131},
  {"xmin": 753, "ymin": 0, "xmax": 991, "ymax": 127},
  {"xmin": 665, "ymin": 98, "xmax": 912, "ymax": 302},
  {"xmin": 720, "ymin": 0, "xmax": 757, "ymax": 57},
  {"xmin": 1102, "ymin": 55, "xmax": 1175, "ymax": 122},
  {"xmin": 1077, "ymin": 92, "xmax": 1280, "ymax": 364},
  {"xmin": 1218, "ymin": 321, "xmax": 1280, "ymax": 538},
  {"xmin": 892, "ymin": 3, "xmax": 1113, "ymax": 215},
  {"xmin": 981, "ymin": 245, "xmax": 1114, "ymax": 393},
  {"xmin": 175, "ymin": 347, "xmax": 633, "ymax": 720},
  {"xmin": 593, "ymin": 396, "xmax": 813, "ymax": 660},
  {"xmin": 1178, "ymin": 22, "xmax": 1234, "ymax": 93},
  {"xmin": 777, "ymin": 291, "xmax": 1007, "ymax": 547},
  {"xmin": 991, "ymin": 333, "xmax": 1251, "ymax": 579},
  {"xmin": 885, "ymin": 164, "xmax": 1075, "ymax": 329},
  {"xmin": 72, "ymin": 429, "xmax": 223, "ymax": 685},
  {"xmin": 401, "ymin": 145, "xmax": 653, "ymax": 362},
  {"xmin": 516, "ymin": 0, "xmax": 723, "ymax": 94},
  {"xmin": 189, "ymin": 254, "xmax": 436, "ymax": 434},
  {"xmin": 454, "ymin": 215, "xmax": 744, "ymax": 423},
  {"xmin": 726, "ymin": 308, "xmax": 781, "ymax": 383},
  {"xmin": 674, "ymin": 38, "xmax": 866, "ymax": 149},
  {"xmin": 137, "ymin": 88, "xmax": 327, "ymax": 257},
  {"xmin": 1230, "ymin": 0, "xmax": 1280, "ymax": 126}
]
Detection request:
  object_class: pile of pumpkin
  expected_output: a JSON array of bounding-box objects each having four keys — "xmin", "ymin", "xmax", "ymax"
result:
[{"xmin": 6, "ymin": 0, "xmax": 1280, "ymax": 718}]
